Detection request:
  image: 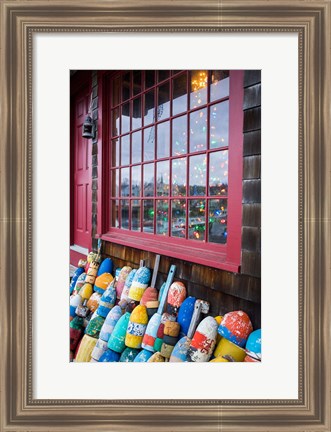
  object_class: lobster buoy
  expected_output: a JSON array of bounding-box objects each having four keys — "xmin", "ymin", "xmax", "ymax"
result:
[
  {"xmin": 187, "ymin": 316, "xmax": 218, "ymax": 362},
  {"xmin": 146, "ymin": 300, "xmax": 159, "ymax": 319},
  {"xmin": 119, "ymin": 347, "xmax": 140, "ymax": 362},
  {"xmin": 177, "ymin": 296, "xmax": 196, "ymax": 337},
  {"xmin": 153, "ymin": 312, "xmax": 176, "ymax": 352},
  {"xmin": 245, "ymin": 329, "xmax": 261, "ymax": 361},
  {"xmin": 97, "ymin": 283, "xmax": 116, "ymax": 318},
  {"xmin": 120, "ymin": 269, "xmax": 137, "ymax": 303},
  {"xmin": 115, "ymin": 266, "xmax": 132, "ymax": 300},
  {"xmin": 125, "ymin": 305, "xmax": 148, "ymax": 349},
  {"xmin": 218, "ymin": 311, "xmax": 253, "ymax": 348},
  {"xmin": 128, "ymin": 267, "xmax": 152, "ymax": 302},
  {"xmin": 69, "ymin": 316, "xmax": 84, "ymax": 351},
  {"xmin": 160, "ymin": 321, "xmax": 181, "ymax": 358},
  {"xmin": 133, "ymin": 349, "xmax": 154, "ymax": 362},
  {"xmin": 85, "ymin": 261, "xmax": 100, "ymax": 285},
  {"xmin": 69, "ymin": 267, "xmax": 84, "ymax": 295},
  {"xmin": 94, "ymin": 273, "xmax": 114, "ymax": 295},
  {"xmin": 107, "ymin": 311, "xmax": 131, "ymax": 353},
  {"xmin": 99, "ymin": 305, "xmax": 122, "ymax": 342},
  {"xmin": 148, "ymin": 352, "xmax": 165, "ymax": 362},
  {"xmin": 86, "ymin": 291, "xmax": 101, "ymax": 313},
  {"xmin": 166, "ymin": 281, "xmax": 186, "ymax": 316},
  {"xmin": 213, "ymin": 337, "xmax": 246, "ymax": 362},
  {"xmin": 98, "ymin": 349, "xmax": 120, "ymax": 362},
  {"xmin": 79, "ymin": 283, "xmax": 93, "ymax": 301},
  {"xmin": 91, "ymin": 339, "xmax": 108, "ymax": 361},
  {"xmin": 75, "ymin": 334, "xmax": 97, "ymax": 362},
  {"xmin": 73, "ymin": 272, "xmax": 86, "ymax": 295},
  {"xmin": 85, "ymin": 313, "xmax": 105, "ymax": 338},
  {"xmin": 69, "ymin": 294, "xmax": 82, "ymax": 320},
  {"xmin": 97, "ymin": 258, "xmax": 113, "ymax": 276},
  {"xmin": 140, "ymin": 287, "xmax": 158, "ymax": 306}
]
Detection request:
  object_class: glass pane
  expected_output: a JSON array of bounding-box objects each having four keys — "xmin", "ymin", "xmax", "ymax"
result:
[
  {"xmin": 157, "ymin": 83, "xmax": 170, "ymax": 121},
  {"xmin": 121, "ymin": 134, "xmax": 130, "ymax": 166},
  {"xmin": 121, "ymin": 200, "xmax": 129, "ymax": 230},
  {"xmin": 172, "ymin": 115, "xmax": 187, "ymax": 156},
  {"xmin": 121, "ymin": 102, "xmax": 130, "ymax": 134},
  {"xmin": 157, "ymin": 121, "xmax": 170, "ymax": 159},
  {"xmin": 171, "ymin": 199, "xmax": 186, "ymax": 238},
  {"xmin": 143, "ymin": 163, "xmax": 154, "ymax": 197},
  {"xmin": 111, "ymin": 169, "xmax": 119, "ymax": 197},
  {"xmin": 188, "ymin": 199, "xmax": 206, "ymax": 241},
  {"xmin": 208, "ymin": 199, "xmax": 227, "ymax": 244},
  {"xmin": 122, "ymin": 72, "xmax": 131, "ymax": 101},
  {"xmin": 210, "ymin": 101, "xmax": 229, "ymax": 148},
  {"xmin": 143, "ymin": 126, "xmax": 155, "ymax": 161},
  {"xmin": 158, "ymin": 70, "xmax": 169, "ymax": 82},
  {"xmin": 145, "ymin": 71, "xmax": 155, "ymax": 88},
  {"xmin": 132, "ymin": 97, "xmax": 142, "ymax": 130},
  {"xmin": 210, "ymin": 70, "xmax": 229, "ymax": 101},
  {"xmin": 189, "ymin": 108, "xmax": 207, "ymax": 152},
  {"xmin": 133, "ymin": 71, "xmax": 142, "ymax": 96},
  {"xmin": 189, "ymin": 154, "xmax": 207, "ymax": 196},
  {"xmin": 131, "ymin": 165, "xmax": 141, "ymax": 197},
  {"xmin": 209, "ymin": 151, "xmax": 228, "ymax": 196},
  {"xmin": 144, "ymin": 90, "xmax": 155, "ymax": 125},
  {"xmin": 156, "ymin": 200, "xmax": 169, "ymax": 236},
  {"xmin": 143, "ymin": 200, "xmax": 154, "ymax": 233},
  {"xmin": 190, "ymin": 70, "xmax": 208, "ymax": 109},
  {"xmin": 132, "ymin": 131, "xmax": 142, "ymax": 164},
  {"xmin": 111, "ymin": 76, "xmax": 121, "ymax": 106},
  {"xmin": 111, "ymin": 108, "xmax": 120, "ymax": 137},
  {"xmin": 172, "ymin": 157, "xmax": 187, "ymax": 196},
  {"xmin": 172, "ymin": 73, "xmax": 187, "ymax": 115},
  {"xmin": 120, "ymin": 167, "xmax": 130, "ymax": 197},
  {"xmin": 111, "ymin": 138, "xmax": 120, "ymax": 167},
  {"xmin": 111, "ymin": 200, "xmax": 119, "ymax": 228},
  {"xmin": 156, "ymin": 160, "xmax": 170, "ymax": 197},
  {"xmin": 131, "ymin": 200, "xmax": 141, "ymax": 231}
]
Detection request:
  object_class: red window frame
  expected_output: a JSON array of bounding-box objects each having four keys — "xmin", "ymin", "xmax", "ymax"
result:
[{"xmin": 97, "ymin": 70, "xmax": 244, "ymax": 272}]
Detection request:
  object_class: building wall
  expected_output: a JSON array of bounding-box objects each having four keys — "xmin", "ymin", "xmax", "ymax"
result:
[{"xmin": 89, "ymin": 70, "xmax": 261, "ymax": 329}]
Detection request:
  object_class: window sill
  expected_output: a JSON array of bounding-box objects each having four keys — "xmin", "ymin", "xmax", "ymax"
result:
[{"xmin": 100, "ymin": 232, "xmax": 240, "ymax": 273}]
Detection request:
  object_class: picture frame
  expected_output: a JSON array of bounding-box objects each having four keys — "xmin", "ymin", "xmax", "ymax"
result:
[{"xmin": 1, "ymin": 0, "xmax": 330, "ymax": 431}]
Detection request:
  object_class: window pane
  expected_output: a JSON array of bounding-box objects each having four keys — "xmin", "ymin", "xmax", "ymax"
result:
[
  {"xmin": 143, "ymin": 163, "xmax": 154, "ymax": 197},
  {"xmin": 171, "ymin": 199, "xmax": 186, "ymax": 238},
  {"xmin": 172, "ymin": 115, "xmax": 187, "ymax": 156},
  {"xmin": 189, "ymin": 108, "xmax": 207, "ymax": 152},
  {"xmin": 210, "ymin": 70, "xmax": 229, "ymax": 101},
  {"xmin": 111, "ymin": 138, "xmax": 120, "ymax": 167},
  {"xmin": 111, "ymin": 200, "xmax": 119, "ymax": 228},
  {"xmin": 145, "ymin": 71, "xmax": 155, "ymax": 88},
  {"xmin": 143, "ymin": 200, "xmax": 154, "ymax": 233},
  {"xmin": 144, "ymin": 90, "xmax": 155, "ymax": 126},
  {"xmin": 208, "ymin": 199, "xmax": 227, "ymax": 244},
  {"xmin": 111, "ymin": 76, "xmax": 121, "ymax": 106},
  {"xmin": 120, "ymin": 134, "xmax": 130, "ymax": 166},
  {"xmin": 132, "ymin": 97, "xmax": 142, "ymax": 130},
  {"xmin": 121, "ymin": 200, "xmax": 129, "ymax": 229},
  {"xmin": 172, "ymin": 157, "xmax": 187, "ymax": 196},
  {"xmin": 131, "ymin": 165, "xmax": 141, "ymax": 197},
  {"xmin": 131, "ymin": 200, "xmax": 141, "ymax": 231},
  {"xmin": 122, "ymin": 72, "xmax": 131, "ymax": 101},
  {"xmin": 157, "ymin": 121, "xmax": 170, "ymax": 159},
  {"xmin": 209, "ymin": 151, "xmax": 228, "ymax": 196},
  {"xmin": 189, "ymin": 154, "xmax": 207, "ymax": 196},
  {"xmin": 188, "ymin": 199, "xmax": 206, "ymax": 241},
  {"xmin": 111, "ymin": 108, "xmax": 120, "ymax": 137},
  {"xmin": 133, "ymin": 71, "xmax": 142, "ymax": 96},
  {"xmin": 120, "ymin": 167, "xmax": 130, "ymax": 197},
  {"xmin": 111, "ymin": 169, "xmax": 119, "ymax": 197},
  {"xmin": 156, "ymin": 200, "xmax": 169, "ymax": 236},
  {"xmin": 158, "ymin": 70, "xmax": 169, "ymax": 82},
  {"xmin": 172, "ymin": 74, "xmax": 187, "ymax": 115},
  {"xmin": 156, "ymin": 160, "xmax": 169, "ymax": 196},
  {"xmin": 143, "ymin": 126, "xmax": 155, "ymax": 161},
  {"xmin": 121, "ymin": 102, "xmax": 130, "ymax": 134},
  {"xmin": 132, "ymin": 131, "xmax": 142, "ymax": 164},
  {"xmin": 190, "ymin": 70, "xmax": 208, "ymax": 109},
  {"xmin": 210, "ymin": 101, "xmax": 229, "ymax": 149},
  {"xmin": 157, "ymin": 83, "xmax": 170, "ymax": 121}
]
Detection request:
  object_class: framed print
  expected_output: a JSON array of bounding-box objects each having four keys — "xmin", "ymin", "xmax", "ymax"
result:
[{"xmin": 1, "ymin": 0, "xmax": 330, "ymax": 431}]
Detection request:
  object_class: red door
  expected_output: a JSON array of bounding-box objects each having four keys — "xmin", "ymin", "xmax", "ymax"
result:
[{"xmin": 70, "ymin": 80, "xmax": 92, "ymax": 265}]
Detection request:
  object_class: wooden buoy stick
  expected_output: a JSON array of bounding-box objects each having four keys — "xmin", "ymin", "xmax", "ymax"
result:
[{"xmin": 150, "ymin": 255, "xmax": 160, "ymax": 289}]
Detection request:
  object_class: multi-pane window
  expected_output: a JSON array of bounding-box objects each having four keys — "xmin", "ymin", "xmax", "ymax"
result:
[{"xmin": 108, "ymin": 70, "xmax": 242, "ymax": 254}]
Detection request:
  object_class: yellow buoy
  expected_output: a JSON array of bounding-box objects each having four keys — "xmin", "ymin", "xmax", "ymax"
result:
[
  {"xmin": 213, "ymin": 337, "xmax": 246, "ymax": 362},
  {"xmin": 75, "ymin": 335, "xmax": 97, "ymax": 362}
]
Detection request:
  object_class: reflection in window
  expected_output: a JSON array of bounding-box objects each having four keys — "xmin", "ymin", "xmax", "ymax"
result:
[
  {"xmin": 157, "ymin": 121, "xmax": 170, "ymax": 159},
  {"xmin": 121, "ymin": 102, "xmax": 130, "ymax": 134},
  {"xmin": 120, "ymin": 167, "xmax": 130, "ymax": 197},
  {"xmin": 190, "ymin": 70, "xmax": 208, "ymax": 109},
  {"xmin": 121, "ymin": 200, "xmax": 129, "ymax": 229},
  {"xmin": 156, "ymin": 200, "xmax": 169, "ymax": 235},
  {"xmin": 171, "ymin": 199, "xmax": 186, "ymax": 238},
  {"xmin": 121, "ymin": 135, "xmax": 130, "ymax": 166},
  {"xmin": 210, "ymin": 101, "xmax": 229, "ymax": 148},
  {"xmin": 156, "ymin": 161, "xmax": 169, "ymax": 196},
  {"xmin": 189, "ymin": 108, "xmax": 207, "ymax": 152},
  {"xmin": 157, "ymin": 83, "xmax": 170, "ymax": 121},
  {"xmin": 208, "ymin": 199, "xmax": 227, "ymax": 244},
  {"xmin": 111, "ymin": 200, "xmax": 119, "ymax": 228},
  {"xmin": 143, "ymin": 200, "xmax": 154, "ymax": 233},
  {"xmin": 172, "ymin": 158, "xmax": 187, "ymax": 196},
  {"xmin": 172, "ymin": 115, "xmax": 187, "ymax": 156},
  {"xmin": 111, "ymin": 108, "xmax": 120, "ymax": 137},
  {"xmin": 111, "ymin": 169, "xmax": 119, "ymax": 197},
  {"xmin": 209, "ymin": 151, "xmax": 228, "ymax": 196},
  {"xmin": 144, "ymin": 126, "xmax": 155, "ymax": 161},
  {"xmin": 143, "ymin": 163, "xmax": 154, "ymax": 197},
  {"xmin": 132, "ymin": 131, "xmax": 142, "ymax": 164},
  {"xmin": 131, "ymin": 165, "xmax": 141, "ymax": 197},
  {"xmin": 131, "ymin": 200, "xmax": 141, "ymax": 231},
  {"xmin": 188, "ymin": 199, "xmax": 205, "ymax": 241},
  {"xmin": 132, "ymin": 97, "xmax": 142, "ymax": 130},
  {"xmin": 144, "ymin": 90, "xmax": 155, "ymax": 126},
  {"xmin": 189, "ymin": 154, "xmax": 207, "ymax": 196},
  {"xmin": 210, "ymin": 70, "xmax": 229, "ymax": 101},
  {"xmin": 111, "ymin": 138, "xmax": 120, "ymax": 167},
  {"xmin": 173, "ymin": 74, "xmax": 187, "ymax": 115}
]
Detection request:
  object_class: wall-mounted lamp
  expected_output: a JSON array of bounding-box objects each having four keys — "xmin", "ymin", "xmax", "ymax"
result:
[{"xmin": 82, "ymin": 94, "xmax": 95, "ymax": 140}]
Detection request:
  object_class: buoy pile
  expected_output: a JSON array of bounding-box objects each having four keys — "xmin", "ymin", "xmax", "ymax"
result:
[{"xmin": 69, "ymin": 252, "xmax": 261, "ymax": 363}]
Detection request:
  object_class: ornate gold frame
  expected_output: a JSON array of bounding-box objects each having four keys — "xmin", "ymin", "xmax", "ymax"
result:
[{"xmin": 1, "ymin": 1, "xmax": 330, "ymax": 431}]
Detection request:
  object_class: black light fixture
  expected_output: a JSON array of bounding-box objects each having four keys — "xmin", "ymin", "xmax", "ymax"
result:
[{"xmin": 82, "ymin": 94, "xmax": 95, "ymax": 139}]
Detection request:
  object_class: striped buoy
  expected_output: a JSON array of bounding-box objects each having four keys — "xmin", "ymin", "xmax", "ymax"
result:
[
  {"xmin": 133, "ymin": 349, "xmax": 153, "ymax": 362},
  {"xmin": 153, "ymin": 312, "xmax": 176, "ymax": 352},
  {"xmin": 69, "ymin": 267, "xmax": 84, "ymax": 295},
  {"xmin": 177, "ymin": 296, "xmax": 196, "ymax": 337},
  {"xmin": 166, "ymin": 281, "xmax": 186, "ymax": 316},
  {"xmin": 148, "ymin": 352, "xmax": 165, "ymax": 362},
  {"xmin": 97, "ymin": 283, "xmax": 117, "ymax": 318},
  {"xmin": 79, "ymin": 283, "xmax": 93, "ymax": 301},
  {"xmin": 75, "ymin": 334, "xmax": 97, "ymax": 362},
  {"xmin": 94, "ymin": 273, "xmax": 114, "ymax": 295},
  {"xmin": 87, "ymin": 291, "xmax": 101, "ymax": 313},
  {"xmin": 125, "ymin": 305, "xmax": 148, "ymax": 349},
  {"xmin": 245, "ymin": 329, "xmax": 261, "ymax": 361},
  {"xmin": 69, "ymin": 316, "xmax": 84, "ymax": 351},
  {"xmin": 107, "ymin": 312, "xmax": 131, "ymax": 353},
  {"xmin": 98, "ymin": 349, "xmax": 120, "ymax": 362},
  {"xmin": 213, "ymin": 337, "xmax": 246, "ymax": 362},
  {"xmin": 119, "ymin": 347, "xmax": 140, "ymax": 362},
  {"xmin": 128, "ymin": 267, "xmax": 152, "ymax": 302},
  {"xmin": 73, "ymin": 272, "xmax": 86, "ymax": 295},
  {"xmin": 218, "ymin": 311, "xmax": 253, "ymax": 348},
  {"xmin": 69, "ymin": 294, "xmax": 82, "ymax": 320},
  {"xmin": 187, "ymin": 316, "xmax": 218, "ymax": 362},
  {"xmin": 85, "ymin": 313, "xmax": 105, "ymax": 338},
  {"xmin": 160, "ymin": 321, "xmax": 180, "ymax": 358},
  {"xmin": 146, "ymin": 300, "xmax": 159, "ymax": 319},
  {"xmin": 99, "ymin": 305, "xmax": 122, "ymax": 342},
  {"xmin": 140, "ymin": 287, "xmax": 158, "ymax": 306},
  {"xmin": 120, "ymin": 269, "xmax": 137, "ymax": 303},
  {"xmin": 115, "ymin": 266, "xmax": 132, "ymax": 300},
  {"xmin": 91, "ymin": 339, "xmax": 108, "ymax": 361},
  {"xmin": 85, "ymin": 261, "xmax": 99, "ymax": 285}
]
